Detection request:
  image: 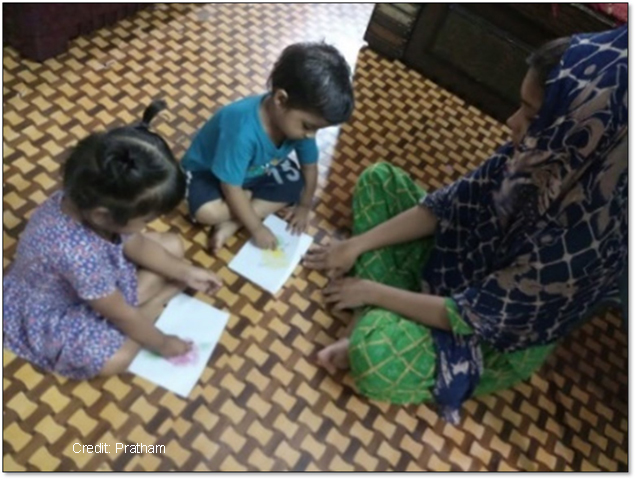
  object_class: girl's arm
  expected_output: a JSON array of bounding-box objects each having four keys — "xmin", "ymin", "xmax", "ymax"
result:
[{"xmin": 89, "ymin": 291, "xmax": 167, "ymax": 351}]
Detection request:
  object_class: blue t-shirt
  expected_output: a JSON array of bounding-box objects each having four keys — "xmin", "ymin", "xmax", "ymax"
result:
[{"xmin": 182, "ymin": 94, "xmax": 319, "ymax": 186}]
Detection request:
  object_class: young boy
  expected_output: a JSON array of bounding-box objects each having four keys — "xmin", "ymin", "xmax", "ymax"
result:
[{"xmin": 183, "ymin": 42, "xmax": 355, "ymax": 253}]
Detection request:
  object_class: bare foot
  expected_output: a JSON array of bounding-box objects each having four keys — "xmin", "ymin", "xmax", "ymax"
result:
[
  {"xmin": 316, "ymin": 338, "xmax": 350, "ymax": 375},
  {"xmin": 209, "ymin": 220, "xmax": 240, "ymax": 253}
]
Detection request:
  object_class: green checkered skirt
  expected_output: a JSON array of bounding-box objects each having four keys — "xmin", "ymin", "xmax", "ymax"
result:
[{"xmin": 348, "ymin": 163, "xmax": 554, "ymax": 404}]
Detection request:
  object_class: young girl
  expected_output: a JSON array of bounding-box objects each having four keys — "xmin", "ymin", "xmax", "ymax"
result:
[{"xmin": 3, "ymin": 100, "xmax": 222, "ymax": 380}]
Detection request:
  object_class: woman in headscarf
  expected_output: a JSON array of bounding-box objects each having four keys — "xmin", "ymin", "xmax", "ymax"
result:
[{"xmin": 304, "ymin": 26, "xmax": 627, "ymax": 422}]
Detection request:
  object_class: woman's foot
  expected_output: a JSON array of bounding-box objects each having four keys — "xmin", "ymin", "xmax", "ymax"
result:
[
  {"xmin": 316, "ymin": 338, "xmax": 350, "ymax": 375},
  {"xmin": 209, "ymin": 220, "xmax": 240, "ymax": 253}
]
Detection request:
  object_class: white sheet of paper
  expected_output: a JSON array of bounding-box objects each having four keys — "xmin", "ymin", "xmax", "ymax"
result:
[
  {"xmin": 228, "ymin": 215, "xmax": 313, "ymax": 294},
  {"xmin": 128, "ymin": 293, "xmax": 229, "ymax": 397}
]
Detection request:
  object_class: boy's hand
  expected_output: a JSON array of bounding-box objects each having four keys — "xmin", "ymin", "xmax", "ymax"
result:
[
  {"xmin": 183, "ymin": 266, "xmax": 223, "ymax": 295},
  {"xmin": 323, "ymin": 278, "xmax": 372, "ymax": 311},
  {"xmin": 157, "ymin": 335, "xmax": 192, "ymax": 358},
  {"xmin": 285, "ymin": 205, "xmax": 311, "ymax": 235},
  {"xmin": 253, "ymin": 225, "xmax": 278, "ymax": 250}
]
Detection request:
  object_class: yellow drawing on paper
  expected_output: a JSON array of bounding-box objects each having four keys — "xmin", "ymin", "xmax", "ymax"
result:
[{"xmin": 260, "ymin": 236, "xmax": 290, "ymax": 269}]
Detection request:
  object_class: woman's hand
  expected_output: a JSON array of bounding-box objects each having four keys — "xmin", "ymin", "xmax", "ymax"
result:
[
  {"xmin": 323, "ymin": 277, "xmax": 373, "ymax": 311},
  {"xmin": 285, "ymin": 205, "xmax": 311, "ymax": 235},
  {"xmin": 157, "ymin": 335, "xmax": 192, "ymax": 358},
  {"xmin": 183, "ymin": 266, "xmax": 223, "ymax": 295},
  {"xmin": 304, "ymin": 239, "xmax": 361, "ymax": 278}
]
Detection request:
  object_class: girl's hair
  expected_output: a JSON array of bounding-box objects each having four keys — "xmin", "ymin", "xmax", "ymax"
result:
[
  {"xmin": 526, "ymin": 36, "xmax": 571, "ymax": 85},
  {"xmin": 268, "ymin": 42, "xmax": 354, "ymax": 125},
  {"xmin": 62, "ymin": 100, "xmax": 185, "ymax": 226}
]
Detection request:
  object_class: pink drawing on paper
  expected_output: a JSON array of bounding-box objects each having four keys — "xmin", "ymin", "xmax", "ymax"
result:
[
  {"xmin": 142, "ymin": 340, "xmax": 211, "ymax": 367},
  {"xmin": 167, "ymin": 342, "xmax": 199, "ymax": 366}
]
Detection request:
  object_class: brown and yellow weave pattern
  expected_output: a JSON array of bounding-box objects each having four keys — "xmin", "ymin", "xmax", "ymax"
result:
[{"xmin": 3, "ymin": 4, "xmax": 627, "ymax": 472}]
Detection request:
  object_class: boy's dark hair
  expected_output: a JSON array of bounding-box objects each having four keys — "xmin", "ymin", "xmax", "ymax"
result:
[
  {"xmin": 63, "ymin": 100, "xmax": 185, "ymax": 226},
  {"xmin": 268, "ymin": 42, "xmax": 354, "ymax": 124},
  {"xmin": 526, "ymin": 36, "xmax": 571, "ymax": 84}
]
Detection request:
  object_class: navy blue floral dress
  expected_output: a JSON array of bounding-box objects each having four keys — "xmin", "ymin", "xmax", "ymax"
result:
[{"xmin": 422, "ymin": 26, "xmax": 628, "ymax": 420}]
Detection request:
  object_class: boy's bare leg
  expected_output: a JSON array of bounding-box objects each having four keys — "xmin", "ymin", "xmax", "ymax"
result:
[
  {"xmin": 195, "ymin": 198, "xmax": 235, "ymax": 253},
  {"xmin": 210, "ymin": 198, "xmax": 287, "ymax": 253},
  {"xmin": 316, "ymin": 310, "xmax": 363, "ymax": 375},
  {"xmin": 194, "ymin": 198, "xmax": 235, "ymax": 226}
]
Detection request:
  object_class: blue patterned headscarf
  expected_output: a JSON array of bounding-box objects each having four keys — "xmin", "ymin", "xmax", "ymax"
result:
[{"xmin": 421, "ymin": 26, "xmax": 628, "ymax": 421}]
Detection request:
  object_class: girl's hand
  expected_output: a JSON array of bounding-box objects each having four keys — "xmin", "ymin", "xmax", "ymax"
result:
[
  {"xmin": 285, "ymin": 205, "xmax": 311, "ymax": 235},
  {"xmin": 323, "ymin": 277, "xmax": 373, "ymax": 311},
  {"xmin": 303, "ymin": 239, "xmax": 361, "ymax": 278},
  {"xmin": 157, "ymin": 335, "xmax": 192, "ymax": 358},
  {"xmin": 183, "ymin": 266, "xmax": 223, "ymax": 295}
]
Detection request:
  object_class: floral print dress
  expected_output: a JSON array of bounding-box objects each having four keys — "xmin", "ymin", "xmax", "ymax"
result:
[{"xmin": 3, "ymin": 191, "xmax": 138, "ymax": 379}]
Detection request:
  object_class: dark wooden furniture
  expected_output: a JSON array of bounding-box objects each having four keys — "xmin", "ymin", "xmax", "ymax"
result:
[
  {"xmin": 3, "ymin": 4, "xmax": 147, "ymax": 62},
  {"xmin": 365, "ymin": 4, "xmax": 617, "ymax": 123}
]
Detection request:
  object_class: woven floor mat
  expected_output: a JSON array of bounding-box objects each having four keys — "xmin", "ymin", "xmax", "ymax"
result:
[{"xmin": 3, "ymin": 3, "xmax": 627, "ymax": 472}]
